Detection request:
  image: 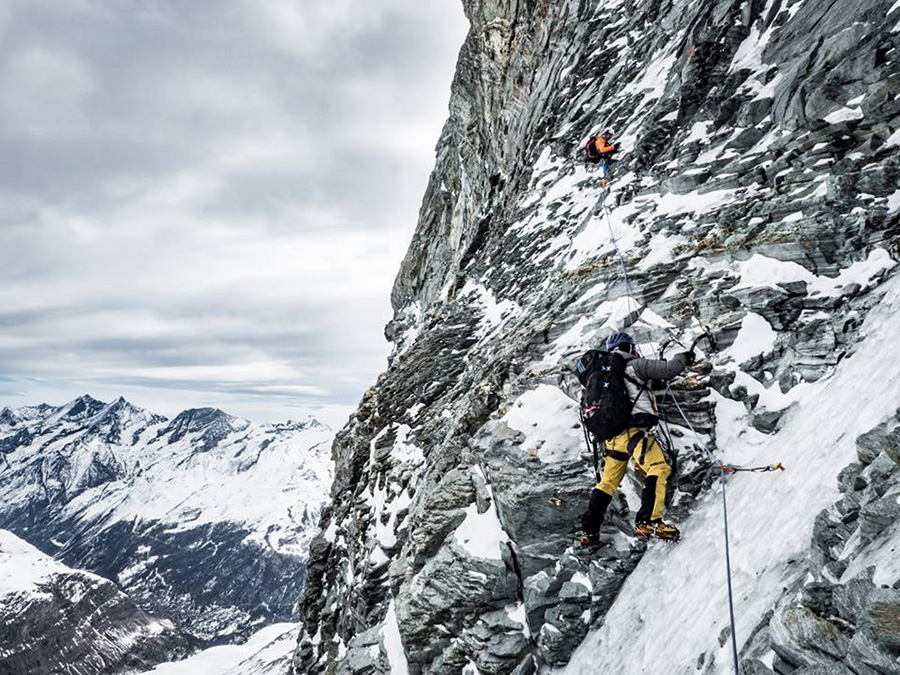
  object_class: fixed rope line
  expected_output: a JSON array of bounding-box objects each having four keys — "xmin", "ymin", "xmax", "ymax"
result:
[
  {"xmin": 600, "ymin": 186, "xmax": 740, "ymax": 671},
  {"xmin": 664, "ymin": 386, "xmax": 741, "ymax": 675},
  {"xmin": 600, "ymin": 192, "xmax": 647, "ymax": 349},
  {"xmin": 721, "ymin": 463, "xmax": 785, "ymax": 474}
]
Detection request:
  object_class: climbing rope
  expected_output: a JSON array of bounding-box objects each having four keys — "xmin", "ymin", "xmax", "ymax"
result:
[
  {"xmin": 664, "ymin": 388, "xmax": 741, "ymax": 675},
  {"xmin": 600, "ymin": 192, "xmax": 647, "ymax": 348}
]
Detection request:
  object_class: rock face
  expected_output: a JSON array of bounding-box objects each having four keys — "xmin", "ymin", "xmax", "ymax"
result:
[
  {"xmin": 0, "ymin": 396, "xmax": 333, "ymax": 645},
  {"xmin": 291, "ymin": 0, "xmax": 900, "ymax": 673},
  {"xmin": 0, "ymin": 529, "xmax": 186, "ymax": 675}
]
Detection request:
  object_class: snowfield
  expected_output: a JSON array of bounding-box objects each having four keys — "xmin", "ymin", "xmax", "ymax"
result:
[{"xmin": 142, "ymin": 623, "xmax": 299, "ymax": 675}]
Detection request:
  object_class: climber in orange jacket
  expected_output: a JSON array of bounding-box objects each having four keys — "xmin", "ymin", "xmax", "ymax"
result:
[{"xmin": 585, "ymin": 130, "xmax": 617, "ymax": 183}]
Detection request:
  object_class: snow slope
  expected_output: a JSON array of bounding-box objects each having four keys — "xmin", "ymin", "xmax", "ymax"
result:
[
  {"xmin": 561, "ymin": 276, "xmax": 900, "ymax": 674},
  {"xmin": 142, "ymin": 623, "xmax": 299, "ymax": 675}
]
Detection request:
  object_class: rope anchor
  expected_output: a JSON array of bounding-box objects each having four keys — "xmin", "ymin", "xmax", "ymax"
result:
[{"xmin": 721, "ymin": 463, "xmax": 786, "ymax": 475}]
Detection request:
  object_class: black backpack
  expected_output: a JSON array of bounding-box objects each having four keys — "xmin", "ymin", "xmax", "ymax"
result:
[
  {"xmin": 585, "ymin": 135, "xmax": 600, "ymax": 162},
  {"xmin": 576, "ymin": 349, "xmax": 635, "ymax": 441}
]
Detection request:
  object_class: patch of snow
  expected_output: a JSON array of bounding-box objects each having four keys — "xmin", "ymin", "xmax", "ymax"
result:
[
  {"xmin": 542, "ymin": 318, "xmax": 596, "ymax": 367},
  {"xmin": 571, "ymin": 571, "xmax": 591, "ymax": 590},
  {"xmin": 685, "ymin": 121, "xmax": 713, "ymax": 143},
  {"xmin": 502, "ymin": 385, "xmax": 584, "ymax": 463},
  {"xmin": 652, "ymin": 188, "xmax": 739, "ymax": 217},
  {"xmin": 636, "ymin": 232, "xmax": 688, "ymax": 271},
  {"xmin": 632, "ymin": 48, "xmax": 678, "ymax": 109},
  {"xmin": 886, "ymin": 128, "xmax": 900, "ymax": 149},
  {"xmin": 380, "ymin": 600, "xmax": 410, "ymax": 675},
  {"xmin": 733, "ymin": 248, "xmax": 896, "ymax": 296},
  {"xmin": 573, "ymin": 282, "xmax": 609, "ymax": 306},
  {"xmin": 823, "ymin": 107, "xmax": 864, "ymax": 124},
  {"xmin": 462, "ymin": 660, "xmax": 481, "ymax": 675},
  {"xmin": 505, "ymin": 602, "xmax": 531, "ymax": 638},
  {"xmin": 323, "ymin": 519, "xmax": 338, "ymax": 544},
  {"xmin": 729, "ymin": 2, "xmax": 776, "ymax": 73},
  {"xmin": 392, "ymin": 425, "xmax": 425, "ymax": 465},
  {"xmin": 460, "ymin": 281, "xmax": 522, "ymax": 337},
  {"xmin": 750, "ymin": 72, "xmax": 783, "ymax": 102},
  {"xmin": 453, "ymin": 499, "xmax": 510, "ymax": 561},
  {"xmin": 638, "ymin": 308, "xmax": 675, "ymax": 330},
  {"xmin": 729, "ymin": 313, "xmax": 777, "ymax": 363},
  {"xmin": 695, "ymin": 142, "xmax": 727, "ymax": 164},
  {"xmin": 566, "ymin": 200, "xmax": 642, "ymax": 270},
  {"xmin": 887, "ymin": 189, "xmax": 900, "ymax": 213}
]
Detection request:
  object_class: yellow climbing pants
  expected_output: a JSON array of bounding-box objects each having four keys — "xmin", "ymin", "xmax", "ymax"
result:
[{"xmin": 596, "ymin": 427, "xmax": 671, "ymax": 522}]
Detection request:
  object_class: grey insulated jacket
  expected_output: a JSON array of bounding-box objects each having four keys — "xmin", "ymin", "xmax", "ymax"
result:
[{"xmin": 619, "ymin": 351, "xmax": 692, "ymax": 424}]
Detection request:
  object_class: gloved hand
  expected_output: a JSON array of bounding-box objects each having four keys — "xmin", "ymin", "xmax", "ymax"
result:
[{"xmin": 678, "ymin": 350, "xmax": 696, "ymax": 366}]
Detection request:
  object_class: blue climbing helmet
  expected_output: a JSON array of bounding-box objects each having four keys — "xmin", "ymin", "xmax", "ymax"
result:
[{"xmin": 606, "ymin": 331, "xmax": 635, "ymax": 352}]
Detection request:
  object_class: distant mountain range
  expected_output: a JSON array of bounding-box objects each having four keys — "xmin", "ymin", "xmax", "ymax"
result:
[{"xmin": 0, "ymin": 395, "xmax": 334, "ymax": 648}]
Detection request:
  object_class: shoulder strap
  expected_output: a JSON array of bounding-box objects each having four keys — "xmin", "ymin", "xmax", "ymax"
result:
[{"xmin": 619, "ymin": 356, "xmax": 650, "ymax": 417}]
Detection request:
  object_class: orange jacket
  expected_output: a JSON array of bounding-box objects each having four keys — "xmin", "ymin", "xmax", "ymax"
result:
[{"xmin": 595, "ymin": 137, "xmax": 616, "ymax": 156}]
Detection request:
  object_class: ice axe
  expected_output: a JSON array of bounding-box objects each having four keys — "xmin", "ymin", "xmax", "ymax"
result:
[
  {"xmin": 689, "ymin": 327, "xmax": 716, "ymax": 356},
  {"xmin": 657, "ymin": 326, "xmax": 716, "ymax": 360}
]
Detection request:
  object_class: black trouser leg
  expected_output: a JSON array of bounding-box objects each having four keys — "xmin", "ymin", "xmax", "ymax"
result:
[
  {"xmin": 581, "ymin": 488, "xmax": 612, "ymax": 534},
  {"xmin": 635, "ymin": 476, "xmax": 658, "ymax": 524}
]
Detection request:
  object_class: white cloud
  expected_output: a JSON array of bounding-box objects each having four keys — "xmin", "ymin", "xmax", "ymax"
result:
[
  {"xmin": 0, "ymin": 0, "xmax": 469, "ymax": 423},
  {"xmin": 0, "ymin": 47, "xmax": 93, "ymax": 137}
]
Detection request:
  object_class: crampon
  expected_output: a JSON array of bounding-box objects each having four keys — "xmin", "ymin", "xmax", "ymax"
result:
[{"xmin": 635, "ymin": 520, "xmax": 681, "ymax": 542}]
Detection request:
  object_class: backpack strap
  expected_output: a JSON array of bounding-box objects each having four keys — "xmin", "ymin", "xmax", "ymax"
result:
[
  {"xmin": 580, "ymin": 405, "xmax": 601, "ymax": 480},
  {"xmin": 622, "ymin": 364, "xmax": 653, "ymax": 425}
]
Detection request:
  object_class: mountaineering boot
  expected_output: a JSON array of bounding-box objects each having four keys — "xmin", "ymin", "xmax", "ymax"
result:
[
  {"xmin": 574, "ymin": 529, "xmax": 600, "ymax": 549},
  {"xmin": 635, "ymin": 520, "xmax": 681, "ymax": 542}
]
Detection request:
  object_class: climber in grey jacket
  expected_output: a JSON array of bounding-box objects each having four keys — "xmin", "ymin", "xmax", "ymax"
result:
[{"xmin": 579, "ymin": 332, "xmax": 694, "ymax": 543}]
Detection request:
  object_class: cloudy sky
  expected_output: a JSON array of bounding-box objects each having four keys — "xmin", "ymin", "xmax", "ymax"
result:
[{"xmin": 0, "ymin": 1, "xmax": 468, "ymax": 428}]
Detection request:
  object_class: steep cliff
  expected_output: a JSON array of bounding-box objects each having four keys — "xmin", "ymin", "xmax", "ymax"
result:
[{"xmin": 292, "ymin": 0, "xmax": 900, "ymax": 673}]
